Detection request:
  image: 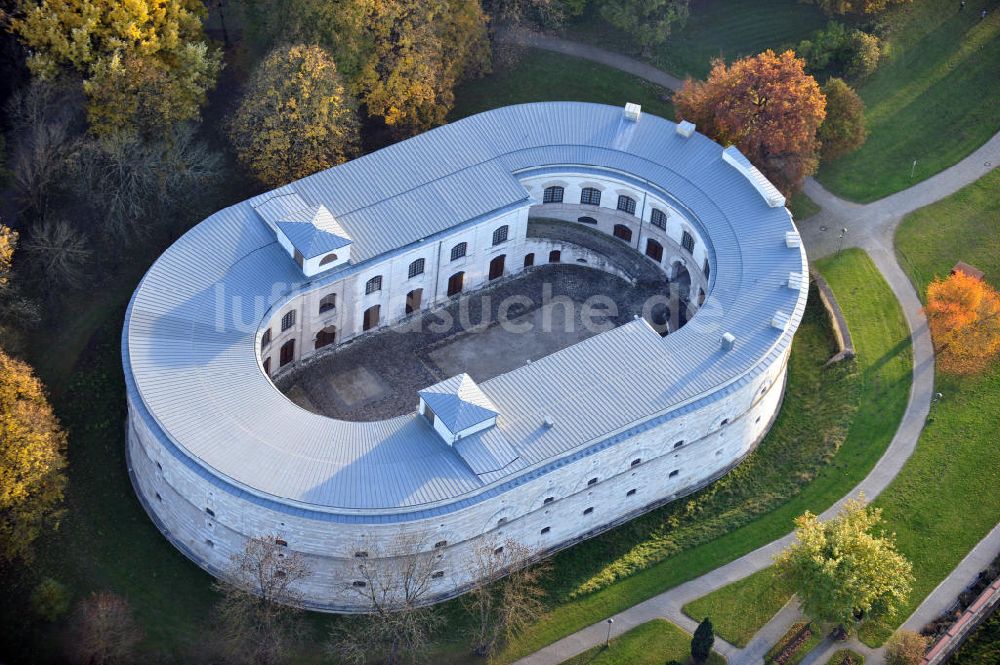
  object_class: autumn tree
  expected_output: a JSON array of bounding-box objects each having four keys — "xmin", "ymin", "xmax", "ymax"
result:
[
  {"xmin": 22, "ymin": 220, "xmax": 92, "ymax": 290},
  {"xmin": 884, "ymin": 629, "xmax": 929, "ymax": 665},
  {"xmin": 214, "ymin": 534, "xmax": 310, "ymax": 665},
  {"xmin": 329, "ymin": 534, "xmax": 444, "ymax": 665},
  {"xmin": 691, "ymin": 617, "xmax": 715, "ymax": 664},
  {"xmin": 0, "ymin": 346, "xmax": 67, "ymax": 561},
  {"xmin": 674, "ymin": 50, "xmax": 827, "ymax": 195},
  {"xmin": 11, "ymin": 0, "xmax": 221, "ymax": 135},
  {"xmin": 599, "ymin": 0, "xmax": 690, "ymax": 54},
  {"xmin": 229, "ymin": 44, "xmax": 360, "ymax": 188},
  {"xmin": 804, "ymin": 0, "xmax": 910, "ymax": 15},
  {"xmin": 819, "ymin": 78, "xmax": 867, "ymax": 160},
  {"xmin": 775, "ymin": 497, "xmax": 912, "ymax": 632},
  {"xmin": 464, "ymin": 538, "xmax": 551, "ymax": 661},
  {"xmin": 0, "ymin": 225, "xmax": 41, "ymax": 352},
  {"xmin": 67, "ymin": 592, "xmax": 143, "ymax": 665},
  {"xmin": 925, "ymin": 271, "xmax": 1000, "ymax": 374}
]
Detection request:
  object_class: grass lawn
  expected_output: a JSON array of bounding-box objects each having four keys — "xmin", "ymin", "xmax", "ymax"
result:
[
  {"xmin": 559, "ymin": 619, "xmax": 725, "ymax": 665},
  {"xmin": 450, "ymin": 48, "xmax": 673, "ymax": 121},
  {"xmin": 789, "ymin": 191, "xmax": 821, "ymax": 222},
  {"xmin": 817, "ymin": 0, "xmax": 1000, "ymax": 202},
  {"xmin": 564, "ymin": 0, "xmax": 828, "ymax": 79},
  {"xmin": 826, "ymin": 649, "xmax": 866, "ymax": 664},
  {"xmin": 682, "ymin": 568, "xmax": 790, "ymax": 648},
  {"xmin": 671, "ymin": 249, "xmax": 912, "ymax": 653},
  {"xmin": 496, "ymin": 250, "xmax": 910, "ymax": 662},
  {"xmin": 850, "ymin": 170, "xmax": 1000, "ymax": 646}
]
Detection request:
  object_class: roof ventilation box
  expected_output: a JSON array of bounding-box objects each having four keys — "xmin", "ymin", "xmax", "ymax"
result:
[
  {"xmin": 623, "ymin": 103, "xmax": 642, "ymax": 122},
  {"xmin": 771, "ymin": 311, "xmax": 790, "ymax": 330},
  {"xmin": 788, "ymin": 271, "xmax": 805, "ymax": 290},
  {"xmin": 676, "ymin": 120, "xmax": 696, "ymax": 138},
  {"xmin": 721, "ymin": 332, "xmax": 736, "ymax": 352},
  {"xmin": 785, "ymin": 231, "xmax": 801, "ymax": 249}
]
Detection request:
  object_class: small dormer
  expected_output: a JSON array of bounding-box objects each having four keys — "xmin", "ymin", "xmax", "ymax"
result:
[
  {"xmin": 249, "ymin": 190, "xmax": 353, "ymax": 277},
  {"xmin": 418, "ymin": 374, "xmax": 498, "ymax": 445},
  {"xmin": 274, "ymin": 205, "xmax": 352, "ymax": 277}
]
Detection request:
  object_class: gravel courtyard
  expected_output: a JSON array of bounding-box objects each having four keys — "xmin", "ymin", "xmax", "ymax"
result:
[{"xmin": 277, "ymin": 264, "xmax": 676, "ymax": 421}]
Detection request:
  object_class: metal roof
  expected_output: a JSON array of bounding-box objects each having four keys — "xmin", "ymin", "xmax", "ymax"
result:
[
  {"xmin": 274, "ymin": 205, "xmax": 352, "ymax": 259},
  {"xmin": 419, "ymin": 374, "xmax": 498, "ymax": 433},
  {"xmin": 123, "ymin": 102, "xmax": 809, "ymax": 519}
]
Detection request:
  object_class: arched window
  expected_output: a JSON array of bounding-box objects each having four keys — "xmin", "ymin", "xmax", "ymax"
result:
[
  {"xmin": 489, "ymin": 255, "xmax": 505, "ymax": 280},
  {"xmin": 577, "ymin": 216, "xmax": 598, "ymax": 225},
  {"xmin": 318, "ymin": 293, "xmax": 336, "ymax": 314},
  {"xmin": 279, "ymin": 339, "xmax": 295, "ymax": 366},
  {"xmin": 318, "ymin": 253, "xmax": 338, "ymax": 266},
  {"xmin": 363, "ymin": 305, "xmax": 380, "ymax": 330},
  {"xmin": 645, "ymin": 239, "xmax": 663, "ymax": 263},
  {"xmin": 681, "ymin": 230, "xmax": 695, "ymax": 253},
  {"xmin": 650, "ymin": 208, "xmax": 667, "ymax": 230},
  {"xmin": 543, "ymin": 186, "xmax": 564, "ymax": 204},
  {"xmin": 613, "ymin": 224, "xmax": 632, "ymax": 242},
  {"xmin": 492, "ymin": 225, "xmax": 509, "ymax": 246},
  {"xmin": 260, "ymin": 328, "xmax": 271, "ymax": 350},
  {"xmin": 698, "ymin": 288, "xmax": 706, "ymax": 306},
  {"xmin": 548, "ymin": 249, "xmax": 561, "ymax": 263},
  {"xmin": 523, "ymin": 253, "xmax": 535, "ymax": 268},
  {"xmin": 447, "ymin": 271, "xmax": 465, "ymax": 297},
  {"xmin": 703, "ymin": 259, "xmax": 711, "ymax": 279},
  {"xmin": 263, "ymin": 357, "xmax": 271, "ymax": 374},
  {"xmin": 580, "ymin": 187, "xmax": 601, "ymax": 206},
  {"xmin": 314, "ymin": 326, "xmax": 337, "ymax": 349},
  {"xmin": 450, "ymin": 242, "xmax": 467, "ymax": 261},
  {"xmin": 617, "ymin": 195, "xmax": 636, "ymax": 215},
  {"xmin": 408, "ymin": 258, "xmax": 425, "ymax": 278},
  {"xmin": 365, "ymin": 275, "xmax": 382, "ymax": 294}
]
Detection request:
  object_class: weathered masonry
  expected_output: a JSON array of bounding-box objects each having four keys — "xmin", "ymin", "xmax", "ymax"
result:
[{"xmin": 123, "ymin": 102, "xmax": 809, "ymax": 610}]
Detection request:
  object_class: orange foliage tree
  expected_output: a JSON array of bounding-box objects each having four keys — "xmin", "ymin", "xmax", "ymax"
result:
[
  {"xmin": 925, "ymin": 271, "xmax": 1000, "ymax": 374},
  {"xmin": 673, "ymin": 50, "xmax": 827, "ymax": 196}
]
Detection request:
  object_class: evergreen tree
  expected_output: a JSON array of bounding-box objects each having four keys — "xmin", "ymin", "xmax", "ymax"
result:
[{"xmin": 691, "ymin": 617, "xmax": 715, "ymax": 664}]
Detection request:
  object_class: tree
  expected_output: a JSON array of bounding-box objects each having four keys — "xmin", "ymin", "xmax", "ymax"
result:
[
  {"xmin": 11, "ymin": 0, "xmax": 221, "ymax": 136},
  {"xmin": 0, "ymin": 224, "xmax": 41, "ymax": 352},
  {"xmin": 774, "ymin": 497, "xmax": 912, "ymax": 632},
  {"xmin": 0, "ymin": 346, "xmax": 67, "ymax": 562},
  {"xmin": 30, "ymin": 576, "xmax": 71, "ymax": 621},
  {"xmin": 803, "ymin": 0, "xmax": 910, "ymax": 15},
  {"xmin": 214, "ymin": 534, "xmax": 311, "ymax": 665},
  {"xmin": 884, "ymin": 629, "xmax": 929, "ymax": 665},
  {"xmin": 925, "ymin": 271, "xmax": 1000, "ymax": 374},
  {"xmin": 819, "ymin": 78, "xmax": 867, "ymax": 160},
  {"xmin": 464, "ymin": 538, "xmax": 551, "ymax": 661},
  {"xmin": 598, "ymin": 0, "xmax": 689, "ymax": 54},
  {"xmin": 229, "ymin": 44, "xmax": 360, "ymax": 188},
  {"xmin": 21, "ymin": 219, "xmax": 92, "ymax": 290},
  {"xmin": 329, "ymin": 534, "xmax": 444, "ymax": 665},
  {"xmin": 355, "ymin": 0, "xmax": 491, "ymax": 135},
  {"xmin": 691, "ymin": 617, "xmax": 715, "ymax": 664},
  {"xmin": 673, "ymin": 50, "xmax": 827, "ymax": 195},
  {"xmin": 796, "ymin": 22, "xmax": 880, "ymax": 80},
  {"xmin": 67, "ymin": 592, "xmax": 143, "ymax": 665},
  {"xmin": 69, "ymin": 124, "xmax": 221, "ymax": 244},
  {"xmin": 845, "ymin": 29, "xmax": 881, "ymax": 79}
]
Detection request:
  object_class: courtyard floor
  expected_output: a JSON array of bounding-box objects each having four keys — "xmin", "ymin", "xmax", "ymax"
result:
[{"xmin": 277, "ymin": 263, "xmax": 673, "ymax": 421}]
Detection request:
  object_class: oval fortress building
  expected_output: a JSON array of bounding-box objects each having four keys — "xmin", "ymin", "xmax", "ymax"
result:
[{"xmin": 123, "ymin": 102, "xmax": 809, "ymax": 610}]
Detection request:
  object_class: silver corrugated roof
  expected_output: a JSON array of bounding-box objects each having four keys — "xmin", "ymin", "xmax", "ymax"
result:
[
  {"xmin": 123, "ymin": 102, "xmax": 809, "ymax": 518},
  {"xmin": 419, "ymin": 374, "xmax": 498, "ymax": 433}
]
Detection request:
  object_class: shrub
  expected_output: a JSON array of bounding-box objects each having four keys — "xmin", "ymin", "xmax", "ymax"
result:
[
  {"xmin": 846, "ymin": 30, "xmax": 881, "ymax": 78},
  {"xmin": 796, "ymin": 22, "xmax": 881, "ymax": 80},
  {"xmin": 30, "ymin": 577, "xmax": 71, "ymax": 621},
  {"xmin": 819, "ymin": 78, "xmax": 867, "ymax": 160},
  {"xmin": 884, "ymin": 629, "xmax": 929, "ymax": 665}
]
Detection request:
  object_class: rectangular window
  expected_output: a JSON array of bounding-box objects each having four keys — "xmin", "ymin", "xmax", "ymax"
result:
[
  {"xmin": 580, "ymin": 187, "xmax": 601, "ymax": 206},
  {"xmin": 650, "ymin": 208, "xmax": 667, "ymax": 230},
  {"xmin": 587, "ymin": 477, "xmax": 598, "ymax": 486},
  {"xmin": 617, "ymin": 195, "xmax": 636, "ymax": 215},
  {"xmin": 280, "ymin": 310, "xmax": 295, "ymax": 331},
  {"xmin": 682, "ymin": 231, "xmax": 695, "ymax": 253},
  {"xmin": 543, "ymin": 186, "xmax": 564, "ymax": 203},
  {"xmin": 703, "ymin": 259, "xmax": 711, "ymax": 279},
  {"xmin": 365, "ymin": 275, "xmax": 382, "ymax": 294},
  {"xmin": 431, "ymin": 571, "xmax": 445, "ymax": 579},
  {"xmin": 434, "ymin": 540, "xmax": 448, "ymax": 549},
  {"xmin": 352, "ymin": 580, "xmax": 367, "ymax": 587},
  {"xmin": 674, "ymin": 440, "xmax": 685, "ymax": 449},
  {"xmin": 354, "ymin": 551, "xmax": 369, "ymax": 558},
  {"xmin": 450, "ymin": 242, "xmax": 467, "ymax": 261},
  {"xmin": 583, "ymin": 507, "xmax": 594, "ymax": 515},
  {"xmin": 630, "ymin": 458, "xmax": 641, "ymax": 467},
  {"xmin": 205, "ymin": 508, "xmax": 215, "ymax": 517}
]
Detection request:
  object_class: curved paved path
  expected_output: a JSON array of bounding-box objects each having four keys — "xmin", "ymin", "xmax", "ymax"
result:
[{"xmin": 509, "ymin": 34, "xmax": 1000, "ymax": 665}]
